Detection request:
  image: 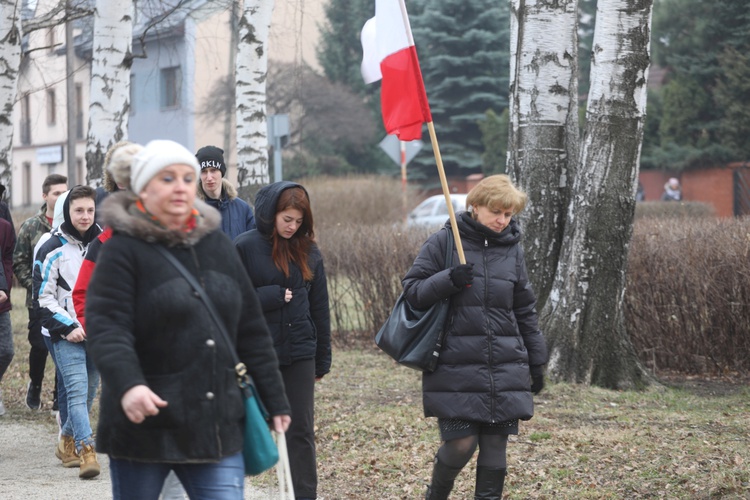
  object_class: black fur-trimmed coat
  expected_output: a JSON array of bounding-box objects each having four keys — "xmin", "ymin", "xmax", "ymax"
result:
[
  {"xmin": 86, "ymin": 192, "xmax": 290, "ymax": 462},
  {"xmin": 402, "ymin": 212, "xmax": 548, "ymax": 424}
]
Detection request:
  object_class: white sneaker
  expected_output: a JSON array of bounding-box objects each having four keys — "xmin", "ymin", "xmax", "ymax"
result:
[{"xmin": 0, "ymin": 395, "xmax": 5, "ymax": 416}]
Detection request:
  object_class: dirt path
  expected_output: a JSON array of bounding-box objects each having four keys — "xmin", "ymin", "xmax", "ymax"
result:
[{"xmin": 0, "ymin": 419, "xmax": 278, "ymax": 499}]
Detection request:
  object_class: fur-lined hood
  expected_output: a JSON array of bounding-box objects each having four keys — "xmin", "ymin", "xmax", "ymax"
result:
[
  {"xmin": 100, "ymin": 191, "xmax": 222, "ymax": 247},
  {"xmin": 197, "ymin": 178, "xmax": 238, "ymax": 202}
]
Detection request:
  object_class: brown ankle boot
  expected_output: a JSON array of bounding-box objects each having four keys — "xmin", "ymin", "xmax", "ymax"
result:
[
  {"xmin": 78, "ymin": 442, "xmax": 100, "ymax": 479},
  {"xmin": 55, "ymin": 435, "xmax": 80, "ymax": 468}
]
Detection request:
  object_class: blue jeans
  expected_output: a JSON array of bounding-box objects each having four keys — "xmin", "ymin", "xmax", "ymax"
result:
[
  {"xmin": 110, "ymin": 452, "xmax": 244, "ymax": 500},
  {"xmin": 0, "ymin": 312, "xmax": 13, "ymax": 383},
  {"xmin": 43, "ymin": 336, "xmax": 68, "ymax": 427},
  {"xmin": 50, "ymin": 339, "xmax": 99, "ymax": 449}
]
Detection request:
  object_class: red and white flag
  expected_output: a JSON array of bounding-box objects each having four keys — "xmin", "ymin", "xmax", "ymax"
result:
[{"xmin": 361, "ymin": 0, "xmax": 432, "ymax": 141}]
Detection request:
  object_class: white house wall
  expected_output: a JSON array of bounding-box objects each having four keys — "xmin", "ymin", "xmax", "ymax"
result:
[
  {"xmin": 11, "ymin": 0, "xmax": 325, "ymax": 208},
  {"xmin": 12, "ymin": 22, "xmax": 90, "ymax": 207},
  {"xmin": 192, "ymin": 8, "xmax": 233, "ymax": 171}
]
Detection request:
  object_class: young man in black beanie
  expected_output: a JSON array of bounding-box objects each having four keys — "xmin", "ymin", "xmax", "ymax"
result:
[{"xmin": 195, "ymin": 145, "xmax": 255, "ymax": 240}]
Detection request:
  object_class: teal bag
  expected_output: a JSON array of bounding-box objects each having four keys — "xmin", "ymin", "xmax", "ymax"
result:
[{"xmin": 240, "ymin": 373, "xmax": 279, "ymax": 475}]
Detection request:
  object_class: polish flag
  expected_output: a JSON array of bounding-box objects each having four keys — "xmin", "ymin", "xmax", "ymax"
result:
[{"xmin": 360, "ymin": 0, "xmax": 432, "ymax": 141}]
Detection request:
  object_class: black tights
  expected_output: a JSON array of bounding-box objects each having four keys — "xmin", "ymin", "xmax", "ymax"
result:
[{"xmin": 437, "ymin": 433, "xmax": 508, "ymax": 469}]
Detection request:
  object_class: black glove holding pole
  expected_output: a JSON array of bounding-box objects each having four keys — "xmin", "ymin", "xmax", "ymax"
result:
[{"xmin": 450, "ymin": 263, "xmax": 474, "ymax": 288}]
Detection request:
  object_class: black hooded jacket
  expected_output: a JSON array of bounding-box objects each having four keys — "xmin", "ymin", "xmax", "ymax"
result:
[
  {"xmin": 402, "ymin": 212, "xmax": 548, "ymax": 423},
  {"xmin": 234, "ymin": 181, "xmax": 332, "ymax": 377}
]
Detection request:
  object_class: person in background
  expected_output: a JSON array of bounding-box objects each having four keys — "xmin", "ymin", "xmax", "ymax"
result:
[
  {"xmin": 0, "ymin": 183, "xmax": 15, "ymax": 232},
  {"xmin": 33, "ymin": 185, "xmax": 102, "ymax": 478},
  {"xmin": 0, "ymin": 216, "xmax": 16, "ymax": 416},
  {"xmin": 195, "ymin": 145, "xmax": 255, "ymax": 239},
  {"xmin": 73, "ymin": 142, "xmax": 143, "ymax": 332},
  {"xmin": 235, "ymin": 181, "xmax": 331, "ymax": 500},
  {"xmin": 93, "ymin": 142, "xmax": 130, "ymax": 226},
  {"xmin": 402, "ymin": 175, "xmax": 548, "ymax": 499},
  {"xmin": 13, "ymin": 174, "xmax": 68, "ymax": 410},
  {"xmin": 85, "ymin": 139, "xmax": 290, "ymax": 499},
  {"xmin": 661, "ymin": 177, "xmax": 682, "ymax": 201}
]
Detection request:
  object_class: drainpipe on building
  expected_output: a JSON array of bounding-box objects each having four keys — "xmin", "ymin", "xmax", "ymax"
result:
[{"xmin": 65, "ymin": 1, "xmax": 77, "ymax": 185}]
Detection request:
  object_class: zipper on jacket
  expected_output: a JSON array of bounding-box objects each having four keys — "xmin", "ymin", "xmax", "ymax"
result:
[{"xmin": 484, "ymin": 237, "xmax": 495, "ymax": 423}]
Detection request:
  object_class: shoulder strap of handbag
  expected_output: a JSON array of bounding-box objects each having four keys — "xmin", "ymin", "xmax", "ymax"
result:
[
  {"xmin": 443, "ymin": 227, "xmax": 454, "ymax": 269},
  {"xmin": 153, "ymin": 245, "xmax": 263, "ymax": 403}
]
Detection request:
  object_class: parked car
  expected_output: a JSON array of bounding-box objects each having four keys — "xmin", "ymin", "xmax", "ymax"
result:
[{"xmin": 407, "ymin": 193, "xmax": 468, "ymax": 228}]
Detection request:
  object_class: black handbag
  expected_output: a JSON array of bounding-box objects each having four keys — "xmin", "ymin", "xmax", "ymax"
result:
[
  {"xmin": 375, "ymin": 228, "xmax": 453, "ymax": 372},
  {"xmin": 155, "ymin": 246, "xmax": 279, "ymax": 476}
]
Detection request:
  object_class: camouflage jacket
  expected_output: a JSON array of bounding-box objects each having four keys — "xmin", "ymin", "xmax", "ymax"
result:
[{"xmin": 13, "ymin": 204, "xmax": 51, "ymax": 308}]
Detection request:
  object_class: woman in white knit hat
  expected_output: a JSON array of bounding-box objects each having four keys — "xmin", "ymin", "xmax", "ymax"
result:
[{"xmin": 86, "ymin": 139, "xmax": 291, "ymax": 499}]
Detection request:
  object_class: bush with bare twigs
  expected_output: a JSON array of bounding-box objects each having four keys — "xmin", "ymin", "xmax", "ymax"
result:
[
  {"xmin": 304, "ymin": 175, "xmax": 749, "ymax": 376},
  {"xmin": 625, "ymin": 216, "xmax": 750, "ymax": 375}
]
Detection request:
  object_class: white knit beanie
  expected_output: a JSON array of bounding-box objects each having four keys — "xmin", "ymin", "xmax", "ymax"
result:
[{"xmin": 131, "ymin": 140, "xmax": 200, "ymax": 194}]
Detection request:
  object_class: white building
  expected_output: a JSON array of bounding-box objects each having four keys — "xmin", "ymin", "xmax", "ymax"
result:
[{"xmin": 11, "ymin": 0, "xmax": 325, "ymax": 208}]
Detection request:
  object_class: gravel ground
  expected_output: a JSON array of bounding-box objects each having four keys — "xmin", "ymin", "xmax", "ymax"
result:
[{"xmin": 0, "ymin": 418, "xmax": 280, "ymax": 499}]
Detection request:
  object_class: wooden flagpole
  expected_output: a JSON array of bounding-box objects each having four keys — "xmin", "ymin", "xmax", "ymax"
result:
[
  {"xmin": 427, "ymin": 121, "xmax": 466, "ymax": 264},
  {"xmin": 395, "ymin": 0, "xmax": 466, "ymax": 264}
]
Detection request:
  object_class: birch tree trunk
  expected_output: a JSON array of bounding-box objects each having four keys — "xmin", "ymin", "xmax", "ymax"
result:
[
  {"xmin": 0, "ymin": 0, "xmax": 22, "ymax": 195},
  {"xmin": 235, "ymin": 0, "xmax": 273, "ymax": 194},
  {"xmin": 508, "ymin": 0, "xmax": 580, "ymax": 308},
  {"xmin": 541, "ymin": 0, "xmax": 654, "ymax": 389},
  {"xmin": 86, "ymin": 0, "xmax": 133, "ymax": 185}
]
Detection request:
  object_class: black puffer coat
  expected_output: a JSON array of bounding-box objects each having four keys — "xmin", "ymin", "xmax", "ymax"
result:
[
  {"xmin": 234, "ymin": 181, "xmax": 331, "ymax": 378},
  {"xmin": 86, "ymin": 192, "xmax": 290, "ymax": 462},
  {"xmin": 402, "ymin": 212, "xmax": 548, "ymax": 423}
]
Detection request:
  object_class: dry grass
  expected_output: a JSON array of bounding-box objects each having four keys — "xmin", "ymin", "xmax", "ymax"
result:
[{"xmin": 292, "ymin": 350, "xmax": 749, "ymax": 499}]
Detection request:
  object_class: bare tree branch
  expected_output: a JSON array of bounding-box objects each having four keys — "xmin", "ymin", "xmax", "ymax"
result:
[{"xmin": 22, "ymin": 0, "xmax": 93, "ymax": 34}]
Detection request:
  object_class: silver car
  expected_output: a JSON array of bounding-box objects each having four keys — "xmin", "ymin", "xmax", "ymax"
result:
[{"xmin": 407, "ymin": 193, "xmax": 468, "ymax": 228}]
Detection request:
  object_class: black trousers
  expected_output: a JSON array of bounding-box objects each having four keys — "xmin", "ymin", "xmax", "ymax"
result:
[
  {"xmin": 281, "ymin": 359, "xmax": 317, "ymax": 499},
  {"xmin": 27, "ymin": 308, "xmax": 49, "ymax": 386}
]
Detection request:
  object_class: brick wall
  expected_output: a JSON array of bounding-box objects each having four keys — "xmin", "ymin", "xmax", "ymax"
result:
[{"xmin": 639, "ymin": 166, "xmax": 741, "ymax": 218}]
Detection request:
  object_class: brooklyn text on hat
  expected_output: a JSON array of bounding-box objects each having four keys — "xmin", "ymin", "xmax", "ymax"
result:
[
  {"xmin": 195, "ymin": 145, "xmax": 227, "ymax": 177},
  {"xmin": 200, "ymin": 159, "xmax": 223, "ymax": 170}
]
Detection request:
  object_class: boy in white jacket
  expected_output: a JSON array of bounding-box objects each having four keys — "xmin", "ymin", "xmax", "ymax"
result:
[{"xmin": 33, "ymin": 185, "xmax": 102, "ymax": 479}]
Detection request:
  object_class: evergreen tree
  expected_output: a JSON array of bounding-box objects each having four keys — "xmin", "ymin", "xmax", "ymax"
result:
[
  {"xmin": 317, "ymin": 0, "xmax": 372, "ymax": 94},
  {"xmin": 315, "ymin": 0, "xmax": 395, "ymax": 175},
  {"xmin": 648, "ymin": 0, "xmax": 750, "ymax": 166},
  {"xmin": 478, "ymin": 109, "xmax": 507, "ymax": 175},
  {"xmin": 715, "ymin": 45, "xmax": 750, "ymax": 159},
  {"xmin": 408, "ymin": 0, "xmax": 510, "ymax": 179}
]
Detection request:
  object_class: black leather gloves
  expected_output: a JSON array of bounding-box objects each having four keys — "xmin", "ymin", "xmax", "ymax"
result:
[
  {"xmin": 530, "ymin": 365, "xmax": 545, "ymax": 395},
  {"xmin": 450, "ymin": 264, "xmax": 474, "ymax": 288}
]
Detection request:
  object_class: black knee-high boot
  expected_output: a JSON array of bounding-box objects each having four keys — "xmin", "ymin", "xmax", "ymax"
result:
[
  {"xmin": 425, "ymin": 456, "xmax": 463, "ymax": 500},
  {"xmin": 474, "ymin": 466, "xmax": 506, "ymax": 500}
]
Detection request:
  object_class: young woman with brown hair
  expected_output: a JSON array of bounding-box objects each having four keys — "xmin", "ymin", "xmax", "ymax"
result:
[{"xmin": 235, "ymin": 181, "xmax": 332, "ymax": 500}]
